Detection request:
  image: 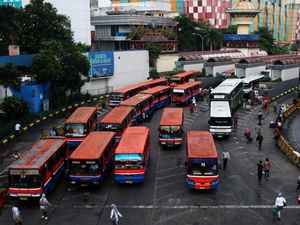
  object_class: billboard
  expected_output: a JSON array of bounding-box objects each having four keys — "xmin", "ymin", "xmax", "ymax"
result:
[
  {"xmin": 0, "ymin": 0, "xmax": 22, "ymax": 7},
  {"xmin": 86, "ymin": 52, "xmax": 114, "ymax": 77},
  {"xmin": 224, "ymin": 34, "xmax": 261, "ymax": 41}
]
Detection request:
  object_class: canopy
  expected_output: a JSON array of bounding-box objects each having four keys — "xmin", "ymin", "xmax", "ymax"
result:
[{"xmin": 243, "ymin": 74, "xmax": 264, "ymax": 84}]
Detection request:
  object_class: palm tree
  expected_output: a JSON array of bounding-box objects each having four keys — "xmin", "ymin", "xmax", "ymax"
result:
[{"xmin": 205, "ymin": 28, "xmax": 222, "ymax": 51}]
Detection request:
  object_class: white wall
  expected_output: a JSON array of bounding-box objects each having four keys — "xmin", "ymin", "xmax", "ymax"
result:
[
  {"xmin": 245, "ymin": 65, "xmax": 265, "ymax": 77},
  {"xmin": 156, "ymin": 54, "xmax": 178, "ymax": 73},
  {"xmin": 183, "ymin": 63, "xmax": 204, "ymax": 72},
  {"xmin": 22, "ymin": 0, "xmax": 91, "ymax": 45},
  {"xmin": 281, "ymin": 67, "xmax": 299, "ymax": 81}
]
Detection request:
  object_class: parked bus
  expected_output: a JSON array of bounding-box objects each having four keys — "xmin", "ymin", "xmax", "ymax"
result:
[
  {"xmin": 114, "ymin": 126, "xmax": 151, "ymax": 184},
  {"xmin": 119, "ymin": 93, "xmax": 154, "ymax": 123},
  {"xmin": 169, "ymin": 70, "xmax": 199, "ymax": 88},
  {"xmin": 109, "ymin": 78, "xmax": 168, "ymax": 107},
  {"xmin": 186, "ymin": 131, "xmax": 219, "ymax": 189},
  {"xmin": 209, "ymin": 101, "xmax": 232, "ymax": 137},
  {"xmin": 158, "ymin": 108, "xmax": 184, "ymax": 147},
  {"xmin": 64, "ymin": 107, "xmax": 98, "ymax": 149},
  {"xmin": 67, "ymin": 132, "xmax": 116, "ymax": 187},
  {"xmin": 99, "ymin": 106, "xmax": 135, "ymax": 143},
  {"xmin": 8, "ymin": 136, "xmax": 68, "ymax": 200},
  {"xmin": 140, "ymin": 86, "xmax": 172, "ymax": 110},
  {"xmin": 209, "ymin": 78, "xmax": 243, "ymax": 112},
  {"xmin": 172, "ymin": 81, "xmax": 204, "ymax": 105}
]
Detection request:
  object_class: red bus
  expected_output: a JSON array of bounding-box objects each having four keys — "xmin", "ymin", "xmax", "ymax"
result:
[
  {"xmin": 139, "ymin": 86, "xmax": 172, "ymax": 110},
  {"xmin": 99, "ymin": 106, "xmax": 135, "ymax": 143},
  {"xmin": 172, "ymin": 81, "xmax": 204, "ymax": 105},
  {"xmin": 119, "ymin": 93, "xmax": 154, "ymax": 123},
  {"xmin": 8, "ymin": 136, "xmax": 68, "ymax": 200},
  {"xmin": 114, "ymin": 126, "xmax": 151, "ymax": 184},
  {"xmin": 64, "ymin": 107, "xmax": 98, "ymax": 149},
  {"xmin": 67, "ymin": 132, "xmax": 116, "ymax": 187},
  {"xmin": 169, "ymin": 70, "xmax": 199, "ymax": 88},
  {"xmin": 109, "ymin": 78, "xmax": 169, "ymax": 107},
  {"xmin": 158, "ymin": 108, "xmax": 184, "ymax": 147},
  {"xmin": 186, "ymin": 131, "xmax": 219, "ymax": 190}
]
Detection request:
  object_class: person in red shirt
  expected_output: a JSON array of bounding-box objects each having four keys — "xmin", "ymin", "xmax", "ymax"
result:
[
  {"xmin": 244, "ymin": 127, "xmax": 252, "ymax": 143},
  {"xmin": 233, "ymin": 114, "xmax": 238, "ymax": 128},
  {"xmin": 263, "ymin": 158, "xmax": 271, "ymax": 181},
  {"xmin": 189, "ymin": 103, "xmax": 194, "ymax": 115}
]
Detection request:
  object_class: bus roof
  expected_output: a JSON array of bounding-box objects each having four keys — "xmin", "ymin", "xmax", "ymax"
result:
[
  {"xmin": 160, "ymin": 108, "xmax": 184, "ymax": 126},
  {"xmin": 219, "ymin": 78, "xmax": 243, "ymax": 87},
  {"xmin": 171, "ymin": 70, "xmax": 199, "ymax": 79},
  {"xmin": 119, "ymin": 93, "xmax": 152, "ymax": 107},
  {"xmin": 100, "ymin": 106, "xmax": 133, "ymax": 124},
  {"xmin": 140, "ymin": 86, "xmax": 171, "ymax": 95},
  {"xmin": 110, "ymin": 83, "xmax": 144, "ymax": 93},
  {"xmin": 210, "ymin": 101, "xmax": 231, "ymax": 117},
  {"xmin": 65, "ymin": 107, "xmax": 96, "ymax": 124},
  {"xmin": 172, "ymin": 81, "xmax": 203, "ymax": 90},
  {"xmin": 115, "ymin": 126, "xmax": 149, "ymax": 154},
  {"xmin": 8, "ymin": 136, "xmax": 67, "ymax": 170},
  {"xmin": 70, "ymin": 132, "xmax": 115, "ymax": 160},
  {"xmin": 187, "ymin": 131, "xmax": 217, "ymax": 158},
  {"xmin": 140, "ymin": 78, "xmax": 168, "ymax": 86}
]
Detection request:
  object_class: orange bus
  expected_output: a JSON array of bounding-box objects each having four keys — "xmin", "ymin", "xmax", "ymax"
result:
[
  {"xmin": 119, "ymin": 93, "xmax": 154, "ymax": 123},
  {"xmin": 67, "ymin": 132, "xmax": 116, "ymax": 187},
  {"xmin": 172, "ymin": 81, "xmax": 204, "ymax": 105},
  {"xmin": 186, "ymin": 131, "xmax": 219, "ymax": 190},
  {"xmin": 169, "ymin": 70, "xmax": 199, "ymax": 88},
  {"xmin": 158, "ymin": 108, "xmax": 184, "ymax": 147},
  {"xmin": 114, "ymin": 126, "xmax": 151, "ymax": 184},
  {"xmin": 109, "ymin": 78, "xmax": 169, "ymax": 107},
  {"xmin": 99, "ymin": 106, "xmax": 135, "ymax": 143},
  {"xmin": 8, "ymin": 136, "xmax": 68, "ymax": 200},
  {"xmin": 139, "ymin": 86, "xmax": 172, "ymax": 110},
  {"xmin": 64, "ymin": 107, "xmax": 98, "ymax": 149}
]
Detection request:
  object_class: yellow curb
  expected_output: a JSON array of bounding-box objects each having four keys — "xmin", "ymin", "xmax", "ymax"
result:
[
  {"xmin": 10, "ymin": 135, "xmax": 15, "ymax": 139},
  {"xmin": 29, "ymin": 123, "xmax": 34, "ymax": 127},
  {"xmin": 62, "ymin": 108, "xmax": 66, "ymax": 112},
  {"xmin": 49, "ymin": 114, "xmax": 53, "ymax": 117},
  {"xmin": 87, "ymin": 100, "xmax": 91, "ymax": 103},
  {"xmin": 36, "ymin": 120, "xmax": 40, "ymax": 123},
  {"xmin": 93, "ymin": 98, "xmax": 97, "ymax": 101},
  {"xmin": 55, "ymin": 111, "xmax": 59, "ymax": 114},
  {"xmin": 81, "ymin": 102, "xmax": 85, "ymax": 105},
  {"xmin": 23, "ymin": 127, "xmax": 28, "ymax": 131},
  {"xmin": 68, "ymin": 106, "xmax": 72, "ymax": 109},
  {"xmin": 42, "ymin": 117, "xmax": 47, "ymax": 120},
  {"xmin": 2, "ymin": 139, "xmax": 8, "ymax": 144}
]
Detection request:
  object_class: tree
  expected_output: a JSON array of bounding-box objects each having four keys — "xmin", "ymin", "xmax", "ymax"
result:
[
  {"xmin": 0, "ymin": 96, "xmax": 29, "ymax": 121},
  {"xmin": 253, "ymin": 26, "xmax": 276, "ymax": 54},
  {"xmin": 31, "ymin": 40, "xmax": 90, "ymax": 108},
  {"xmin": 145, "ymin": 42, "xmax": 161, "ymax": 68},
  {"xmin": 17, "ymin": 0, "xmax": 73, "ymax": 54},
  {"xmin": 175, "ymin": 13, "xmax": 198, "ymax": 51},
  {"xmin": 205, "ymin": 28, "xmax": 222, "ymax": 51},
  {"xmin": 0, "ymin": 62, "xmax": 21, "ymax": 97}
]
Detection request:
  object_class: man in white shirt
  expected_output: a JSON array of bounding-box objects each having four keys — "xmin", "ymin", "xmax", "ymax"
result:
[
  {"xmin": 222, "ymin": 149, "xmax": 230, "ymax": 170},
  {"xmin": 275, "ymin": 193, "xmax": 286, "ymax": 220},
  {"xmin": 15, "ymin": 123, "xmax": 21, "ymax": 138}
]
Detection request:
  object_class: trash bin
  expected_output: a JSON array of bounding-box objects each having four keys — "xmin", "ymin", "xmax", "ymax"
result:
[{"xmin": 43, "ymin": 99, "xmax": 49, "ymax": 111}]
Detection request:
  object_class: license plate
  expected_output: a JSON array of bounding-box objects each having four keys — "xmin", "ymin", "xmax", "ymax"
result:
[
  {"xmin": 199, "ymin": 187, "xmax": 205, "ymax": 189},
  {"xmin": 126, "ymin": 181, "xmax": 132, "ymax": 184},
  {"xmin": 20, "ymin": 197, "xmax": 28, "ymax": 200},
  {"xmin": 81, "ymin": 184, "xmax": 88, "ymax": 187}
]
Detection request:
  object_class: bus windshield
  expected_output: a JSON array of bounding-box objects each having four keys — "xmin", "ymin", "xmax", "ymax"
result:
[
  {"xmin": 187, "ymin": 158, "xmax": 218, "ymax": 176},
  {"xmin": 9, "ymin": 170, "xmax": 41, "ymax": 188},
  {"xmin": 159, "ymin": 126, "xmax": 182, "ymax": 138},
  {"xmin": 110, "ymin": 92, "xmax": 124, "ymax": 101},
  {"xmin": 70, "ymin": 162, "xmax": 100, "ymax": 175},
  {"xmin": 115, "ymin": 154, "xmax": 143, "ymax": 169},
  {"xmin": 65, "ymin": 124, "xmax": 87, "ymax": 137},
  {"xmin": 169, "ymin": 79, "xmax": 181, "ymax": 85},
  {"xmin": 172, "ymin": 91, "xmax": 185, "ymax": 98}
]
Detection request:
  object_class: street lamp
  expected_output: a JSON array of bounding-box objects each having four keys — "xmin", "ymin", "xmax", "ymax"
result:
[{"xmin": 192, "ymin": 33, "xmax": 204, "ymax": 51}]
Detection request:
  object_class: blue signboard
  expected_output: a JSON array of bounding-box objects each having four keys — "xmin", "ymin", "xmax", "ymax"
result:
[
  {"xmin": 0, "ymin": 0, "xmax": 22, "ymax": 7},
  {"xmin": 86, "ymin": 51, "xmax": 114, "ymax": 77},
  {"xmin": 224, "ymin": 34, "xmax": 261, "ymax": 41}
]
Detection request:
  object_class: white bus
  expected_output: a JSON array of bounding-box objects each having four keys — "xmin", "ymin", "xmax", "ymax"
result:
[{"xmin": 208, "ymin": 101, "xmax": 232, "ymax": 137}]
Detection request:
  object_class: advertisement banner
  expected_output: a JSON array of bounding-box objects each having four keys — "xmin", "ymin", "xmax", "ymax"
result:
[
  {"xmin": 86, "ymin": 51, "xmax": 114, "ymax": 77},
  {"xmin": 0, "ymin": 0, "xmax": 22, "ymax": 7}
]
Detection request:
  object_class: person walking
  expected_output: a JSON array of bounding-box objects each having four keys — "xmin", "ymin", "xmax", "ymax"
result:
[
  {"xmin": 257, "ymin": 110, "xmax": 263, "ymax": 125},
  {"xmin": 12, "ymin": 150, "xmax": 21, "ymax": 161},
  {"xmin": 12, "ymin": 204, "xmax": 22, "ymax": 225},
  {"xmin": 192, "ymin": 97, "xmax": 196, "ymax": 106},
  {"xmin": 39, "ymin": 193, "xmax": 52, "ymax": 220},
  {"xmin": 296, "ymin": 175, "xmax": 300, "ymax": 191},
  {"xmin": 255, "ymin": 124, "xmax": 261, "ymax": 137},
  {"xmin": 15, "ymin": 123, "xmax": 21, "ymax": 138},
  {"xmin": 273, "ymin": 102, "xmax": 278, "ymax": 113},
  {"xmin": 222, "ymin": 149, "xmax": 230, "ymax": 170},
  {"xmin": 244, "ymin": 128, "xmax": 252, "ymax": 143},
  {"xmin": 274, "ymin": 193, "xmax": 286, "ymax": 220},
  {"xmin": 110, "ymin": 204, "xmax": 122, "ymax": 225},
  {"xmin": 263, "ymin": 158, "xmax": 270, "ymax": 181},
  {"xmin": 257, "ymin": 160, "xmax": 263, "ymax": 185},
  {"xmin": 256, "ymin": 132, "xmax": 264, "ymax": 151},
  {"xmin": 233, "ymin": 114, "xmax": 238, "ymax": 128},
  {"xmin": 189, "ymin": 103, "xmax": 195, "ymax": 115}
]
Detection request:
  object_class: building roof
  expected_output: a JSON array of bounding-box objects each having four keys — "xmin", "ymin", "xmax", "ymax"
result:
[{"xmin": 0, "ymin": 54, "xmax": 35, "ymax": 67}]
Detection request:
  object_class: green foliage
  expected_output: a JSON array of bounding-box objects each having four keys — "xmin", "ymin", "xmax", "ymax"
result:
[
  {"xmin": 273, "ymin": 77, "xmax": 282, "ymax": 83},
  {"xmin": 129, "ymin": 27, "xmax": 148, "ymax": 40},
  {"xmin": 290, "ymin": 40, "xmax": 300, "ymax": 51},
  {"xmin": 205, "ymin": 28, "xmax": 222, "ymax": 50},
  {"xmin": 0, "ymin": 62, "xmax": 21, "ymax": 97},
  {"xmin": 148, "ymin": 69, "xmax": 160, "ymax": 79},
  {"xmin": 145, "ymin": 42, "xmax": 161, "ymax": 67},
  {"xmin": 0, "ymin": 96, "xmax": 29, "ymax": 121},
  {"xmin": 259, "ymin": 76, "xmax": 271, "ymax": 82},
  {"xmin": 163, "ymin": 70, "xmax": 185, "ymax": 76},
  {"xmin": 253, "ymin": 26, "xmax": 279, "ymax": 54}
]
